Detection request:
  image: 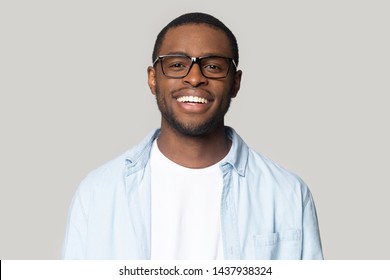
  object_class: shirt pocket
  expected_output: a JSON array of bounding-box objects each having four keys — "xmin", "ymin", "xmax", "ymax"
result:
[{"xmin": 253, "ymin": 229, "xmax": 302, "ymax": 259}]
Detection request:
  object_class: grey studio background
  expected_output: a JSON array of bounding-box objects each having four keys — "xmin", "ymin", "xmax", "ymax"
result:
[{"xmin": 1, "ymin": 0, "xmax": 389, "ymax": 259}]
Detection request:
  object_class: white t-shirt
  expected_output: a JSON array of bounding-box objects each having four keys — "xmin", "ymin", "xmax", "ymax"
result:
[{"xmin": 150, "ymin": 140, "xmax": 225, "ymax": 260}]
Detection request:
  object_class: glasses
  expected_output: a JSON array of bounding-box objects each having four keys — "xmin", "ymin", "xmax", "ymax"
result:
[{"xmin": 153, "ymin": 54, "xmax": 237, "ymax": 79}]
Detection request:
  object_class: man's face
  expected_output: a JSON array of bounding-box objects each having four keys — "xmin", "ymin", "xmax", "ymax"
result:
[{"xmin": 148, "ymin": 24, "xmax": 242, "ymax": 136}]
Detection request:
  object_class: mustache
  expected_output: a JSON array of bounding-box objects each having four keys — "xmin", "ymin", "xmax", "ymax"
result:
[{"xmin": 171, "ymin": 87, "xmax": 212, "ymax": 96}]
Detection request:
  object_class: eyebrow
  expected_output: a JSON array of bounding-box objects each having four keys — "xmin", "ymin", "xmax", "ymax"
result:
[
  {"xmin": 164, "ymin": 51, "xmax": 188, "ymax": 56},
  {"xmin": 162, "ymin": 52, "xmax": 231, "ymax": 58}
]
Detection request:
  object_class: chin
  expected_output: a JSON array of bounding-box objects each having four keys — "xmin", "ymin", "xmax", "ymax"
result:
[{"xmin": 169, "ymin": 118, "xmax": 224, "ymax": 137}]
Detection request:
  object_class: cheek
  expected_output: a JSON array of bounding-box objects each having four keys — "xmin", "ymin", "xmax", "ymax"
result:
[
  {"xmin": 155, "ymin": 83, "xmax": 172, "ymax": 110},
  {"xmin": 155, "ymin": 78, "xmax": 178, "ymax": 96},
  {"xmin": 217, "ymin": 81, "xmax": 236, "ymax": 100}
]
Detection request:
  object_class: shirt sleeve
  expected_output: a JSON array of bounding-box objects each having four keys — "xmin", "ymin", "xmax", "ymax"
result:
[
  {"xmin": 61, "ymin": 189, "xmax": 89, "ymax": 259},
  {"xmin": 301, "ymin": 191, "xmax": 324, "ymax": 259}
]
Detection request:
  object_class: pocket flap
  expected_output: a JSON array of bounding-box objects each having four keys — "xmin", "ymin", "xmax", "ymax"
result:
[{"xmin": 255, "ymin": 229, "xmax": 301, "ymax": 247}]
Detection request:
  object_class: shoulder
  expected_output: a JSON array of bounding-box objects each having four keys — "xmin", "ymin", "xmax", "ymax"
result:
[
  {"xmin": 246, "ymin": 148, "xmax": 311, "ymax": 198},
  {"xmin": 227, "ymin": 127, "xmax": 306, "ymax": 189},
  {"xmin": 80, "ymin": 153, "xmax": 127, "ymax": 190},
  {"xmin": 249, "ymin": 149, "xmax": 303, "ymax": 182},
  {"xmin": 76, "ymin": 129, "xmax": 159, "ymax": 195},
  {"xmin": 236, "ymin": 135, "xmax": 309, "ymax": 197}
]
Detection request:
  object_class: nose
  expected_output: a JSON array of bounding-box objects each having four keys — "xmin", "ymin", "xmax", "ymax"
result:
[{"xmin": 183, "ymin": 62, "xmax": 208, "ymax": 87}]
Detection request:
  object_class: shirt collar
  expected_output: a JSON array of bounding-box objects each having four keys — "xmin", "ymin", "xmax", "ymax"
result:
[
  {"xmin": 124, "ymin": 127, "xmax": 249, "ymax": 177},
  {"xmin": 223, "ymin": 126, "xmax": 248, "ymax": 176}
]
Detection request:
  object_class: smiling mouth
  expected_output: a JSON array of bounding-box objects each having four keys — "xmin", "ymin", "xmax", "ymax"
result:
[{"xmin": 176, "ymin": 96, "xmax": 209, "ymax": 104}]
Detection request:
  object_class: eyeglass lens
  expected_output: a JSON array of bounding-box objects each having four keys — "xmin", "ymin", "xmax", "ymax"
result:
[{"xmin": 161, "ymin": 56, "xmax": 231, "ymax": 78}]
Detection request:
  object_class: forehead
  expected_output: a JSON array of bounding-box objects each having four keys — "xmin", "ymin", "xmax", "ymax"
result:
[{"xmin": 159, "ymin": 24, "xmax": 232, "ymax": 57}]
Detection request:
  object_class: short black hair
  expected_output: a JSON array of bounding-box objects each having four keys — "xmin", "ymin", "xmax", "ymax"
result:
[{"xmin": 152, "ymin": 12, "xmax": 239, "ymax": 65}]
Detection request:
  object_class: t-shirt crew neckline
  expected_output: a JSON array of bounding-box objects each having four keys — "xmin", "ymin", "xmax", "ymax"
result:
[{"xmin": 151, "ymin": 139, "xmax": 231, "ymax": 174}]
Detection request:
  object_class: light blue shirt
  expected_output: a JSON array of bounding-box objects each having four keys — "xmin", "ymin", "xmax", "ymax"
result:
[{"xmin": 62, "ymin": 127, "xmax": 323, "ymax": 259}]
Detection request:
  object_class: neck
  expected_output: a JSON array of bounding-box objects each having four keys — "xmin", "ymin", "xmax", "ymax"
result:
[{"xmin": 157, "ymin": 125, "xmax": 231, "ymax": 169}]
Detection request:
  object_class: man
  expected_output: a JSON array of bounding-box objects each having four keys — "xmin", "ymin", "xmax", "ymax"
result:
[{"xmin": 62, "ymin": 12, "xmax": 323, "ymax": 260}]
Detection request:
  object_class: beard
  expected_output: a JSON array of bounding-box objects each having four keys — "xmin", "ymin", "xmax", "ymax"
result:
[{"xmin": 155, "ymin": 85, "xmax": 233, "ymax": 137}]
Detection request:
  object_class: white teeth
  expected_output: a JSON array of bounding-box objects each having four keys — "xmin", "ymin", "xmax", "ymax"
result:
[{"xmin": 177, "ymin": 96, "xmax": 209, "ymax": 104}]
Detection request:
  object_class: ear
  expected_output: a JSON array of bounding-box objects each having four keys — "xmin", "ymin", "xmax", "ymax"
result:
[
  {"xmin": 231, "ymin": 70, "xmax": 242, "ymax": 98},
  {"xmin": 147, "ymin": 66, "xmax": 157, "ymax": 95}
]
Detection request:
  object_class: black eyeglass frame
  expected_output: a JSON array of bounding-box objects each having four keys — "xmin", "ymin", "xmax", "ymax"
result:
[{"xmin": 153, "ymin": 54, "xmax": 238, "ymax": 79}]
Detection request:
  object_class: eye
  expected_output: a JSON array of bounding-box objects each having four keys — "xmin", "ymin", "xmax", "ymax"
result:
[
  {"xmin": 201, "ymin": 57, "xmax": 229, "ymax": 73},
  {"xmin": 163, "ymin": 57, "xmax": 190, "ymax": 72},
  {"xmin": 167, "ymin": 62, "xmax": 186, "ymax": 70},
  {"xmin": 170, "ymin": 62, "xmax": 186, "ymax": 68},
  {"xmin": 204, "ymin": 64, "xmax": 220, "ymax": 70},
  {"xmin": 203, "ymin": 62, "xmax": 224, "ymax": 73}
]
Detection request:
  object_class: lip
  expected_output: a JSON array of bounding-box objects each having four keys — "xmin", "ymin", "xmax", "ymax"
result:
[
  {"xmin": 176, "ymin": 99, "xmax": 211, "ymax": 113},
  {"xmin": 176, "ymin": 95, "xmax": 209, "ymax": 104},
  {"xmin": 174, "ymin": 89, "xmax": 213, "ymax": 101},
  {"xmin": 173, "ymin": 90, "xmax": 213, "ymax": 113}
]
